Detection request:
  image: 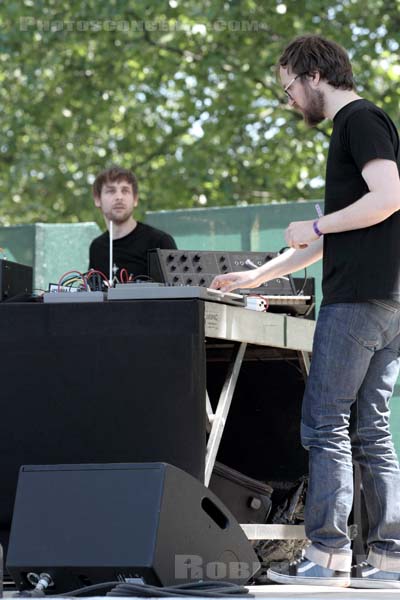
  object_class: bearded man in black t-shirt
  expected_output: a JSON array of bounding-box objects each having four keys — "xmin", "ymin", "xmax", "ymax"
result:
[
  {"xmin": 89, "ymin": 166, "xmax": 177, "ymax": 280},
  {"xmin": 210, "ymin": 36, "xmax": 400, "ymax": 589}
]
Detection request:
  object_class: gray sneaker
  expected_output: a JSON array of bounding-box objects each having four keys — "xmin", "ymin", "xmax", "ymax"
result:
[
  {"xmin": 351, "ymin": 561, "xmax": 400, "ymax": 589},
  {"xmin": 267, "ymin": 556, "xmax": 350, "ymax": 587}
]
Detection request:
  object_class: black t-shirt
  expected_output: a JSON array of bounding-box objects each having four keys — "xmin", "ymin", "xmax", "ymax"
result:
[
  {"xmin": 89, "ymin": 221, "xmax": 177, "ymax": 278},
  {"xmin": 322, "ymin": 99, "xmax": 400, "ymax": 305}
]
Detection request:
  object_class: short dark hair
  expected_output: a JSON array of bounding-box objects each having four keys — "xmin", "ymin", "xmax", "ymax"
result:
[
  {"xmin": 278, "ymin": 35, "xmax": 355, "ymax": 90},
  {"xmin": 93, "ymin": 166, "xmax": 139, "ymax": 198}
]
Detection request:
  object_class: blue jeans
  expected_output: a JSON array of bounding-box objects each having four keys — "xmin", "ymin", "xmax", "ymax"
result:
[{"xmin": 302, "ymin": 301, "xmax": 400, "ymax": 572}]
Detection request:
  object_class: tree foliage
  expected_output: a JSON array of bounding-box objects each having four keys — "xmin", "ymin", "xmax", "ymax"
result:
[{"xmin": 0, "ymin": 0, "xmax": 399, "ymax": 225}]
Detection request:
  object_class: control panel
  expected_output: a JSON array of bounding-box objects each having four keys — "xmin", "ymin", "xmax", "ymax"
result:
[{"xmin": 148, "ymin": 249, "xmax": 295, "ymax": 295}]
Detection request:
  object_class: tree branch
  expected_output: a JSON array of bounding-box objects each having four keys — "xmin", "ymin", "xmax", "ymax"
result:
[{"xmin": 125, "ymin": 10, "xmax": 203, "ymax": 61}]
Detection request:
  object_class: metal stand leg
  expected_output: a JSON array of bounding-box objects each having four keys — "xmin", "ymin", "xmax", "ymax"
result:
[
  {"xmin": 297, "ymin": 350, "xmax": 311, "ymax": 379},
  {"xmin": 204, "ymin": 342, "xmax": 247, "ymax": 487},
  {"xmin": 206, "ymin": 344, "xmax": 313, "ymax": 544},
  {"xmin": 205, "ymin": 392, "xmax": 213, "ymax": 434}
]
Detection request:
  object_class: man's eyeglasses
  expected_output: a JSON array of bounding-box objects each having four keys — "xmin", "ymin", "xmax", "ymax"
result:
[{"xmin": 283, "ymin": 73, "xmax": 307, "ymax": 102}]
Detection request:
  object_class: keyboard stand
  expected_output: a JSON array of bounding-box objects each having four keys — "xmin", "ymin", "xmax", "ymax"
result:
[{"xmin": 203, "ymin": 301, "xmax": 313, "ymax": 542}]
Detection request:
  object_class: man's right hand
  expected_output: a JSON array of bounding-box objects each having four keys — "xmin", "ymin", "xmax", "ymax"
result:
[{"xmin": 210, "ymin": 270, "xmax": 262, "ymax": 293}]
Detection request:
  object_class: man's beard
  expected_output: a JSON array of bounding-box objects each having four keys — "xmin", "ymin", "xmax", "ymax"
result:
[
  {"xmin": 302, "ymin": 87, "xmax": 325, "ymax": 127},
  {"xmin": 105, "ymin": 208, "xmax": 132, "ymax": 225}
]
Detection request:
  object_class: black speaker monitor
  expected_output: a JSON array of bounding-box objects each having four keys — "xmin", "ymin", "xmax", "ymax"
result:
[
  {"xmin": 7, "ymin": 463, "xmax": 260, "ymax": 594},
  {"xmin": 0, "ymin": 259, "xmax": 32, "ymax": 301}
]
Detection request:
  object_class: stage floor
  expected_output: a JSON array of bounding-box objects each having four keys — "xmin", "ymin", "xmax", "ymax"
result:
[
  {"xmin": 4, "ymin": 585, "xmax": 400, "ymax": 599},
  {"xmin": 250, "ymin": 584, "xmax": 400, "ymax": 597}
]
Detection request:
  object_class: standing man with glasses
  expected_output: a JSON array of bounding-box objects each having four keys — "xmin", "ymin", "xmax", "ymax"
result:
[{"xmin": 211, "ymin": 35, "xmax": 400, "ymax": 588}]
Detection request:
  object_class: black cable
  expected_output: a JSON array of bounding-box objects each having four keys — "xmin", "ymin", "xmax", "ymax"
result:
[
  {"xmin": 277, "ymin": 246, "xmax": 308, "ymax": 296},
  {"xmin": 13, "ymin": 582, "xmax": 121, "ymax": 598},
  {"xmin": 296, "ymin": 267, "xmax": 308, "ymax": 296},
  {"xmin": 131, "ymin": 274, "xmax": 154, "ymax": 282},
  {"xmin": 303, "ymin": 299, "xmax": 315, "ymax": 318},
  {"xmin": 107, "ymin": 581, "xmax": 252, "ymax": 598},
  {"xmin": 12, "ymin": 591, "xmax": 45, "ymax": 598},
  {"xmin": 85, "ymin": 271, "xmax": 106, "ymax": 292},
  {"xmin": 33, "ymin": 580, "xmax": 252, "ymax": 598},
  {"xmin": 277, "ymin": 246, "xmax": 289, "ymax": 255}
]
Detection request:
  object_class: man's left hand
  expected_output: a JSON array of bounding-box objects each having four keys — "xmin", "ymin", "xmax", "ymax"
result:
[{"xmin": 285, "ymin": 220, "xmax": 320, "ymax": 249}]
